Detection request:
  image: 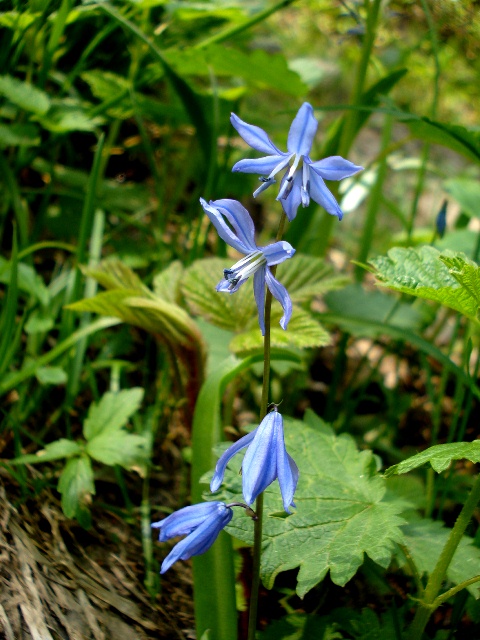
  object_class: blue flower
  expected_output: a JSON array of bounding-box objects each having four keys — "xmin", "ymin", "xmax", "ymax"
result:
[
  {"xmin": 210, "ymin": 409, "xmax": 299, "ymax": 514},
  {"xmin": 200, "ymin": 198, "xmax": 295, "ymax": 335},
  {"xmin": 230, "ymin": 102, "xmax": 363, "ymax": 221},
  {"xmin": 152, "ymin": 501, "xmax": 233, "ymax": 573}
]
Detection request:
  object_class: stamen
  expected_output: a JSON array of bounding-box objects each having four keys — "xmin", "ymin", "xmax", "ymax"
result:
[{"xmin": 223, "ymin": 250, "xmax": 267, "ymax": 289}]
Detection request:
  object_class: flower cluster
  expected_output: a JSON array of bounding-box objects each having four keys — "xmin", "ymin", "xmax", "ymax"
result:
[{"xmin": 153, "ymin": 102, "xmax": 362, "ymax": 572}]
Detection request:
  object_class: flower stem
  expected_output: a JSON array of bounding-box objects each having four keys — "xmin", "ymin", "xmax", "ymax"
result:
[
  {"xmin": 247, "ymin": 212, "xmax": 287, "ymax": 640},
  {"xmin": 408, "ymin": 472, "xmax": 480, "ymax": 640}
]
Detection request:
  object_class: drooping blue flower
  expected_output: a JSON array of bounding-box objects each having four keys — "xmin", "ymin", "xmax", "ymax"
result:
[
  {"xmin": 230, "ymin": 102, "xmax": 363, "ymax": 221},
  {"xmin": 200, "ymin": 198, "xmax": 295, "ymax": 335},
  {"xmin": 152, "ymin": 501, "xmax": 233, "ymax": 573},
  {"xmin": 210, "ymin": 409, "xmax": 299, "ymax": 514}
]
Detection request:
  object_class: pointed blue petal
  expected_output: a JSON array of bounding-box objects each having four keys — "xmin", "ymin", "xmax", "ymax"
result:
[
  {"xmin": 307, "ymin": 156, "xmax": 363, "ymax": 180},
  {"xmin": 262, "ymin": 241, "xmax": 295, "ymax": 267},
  {"xmin": 230, "ymin": 113, "xmax": 283, "ymax": 155},
  {"xmin": 200, "ymin": 198, "xmax": 257, "ymax": 253},
  {"xmin": 274, "ymin": 416, "xmax": 299, "ymax": 513},
  {"xmin": 232, "ymin": 155, "xmax": 287, "ymax": 175},
  {"xmin": 152, "ymin": 501, "xmax": 221, "ymax": 542},
  {"xmin": 160, "ymin": 503, "xmax": 233, "ymax": 573},
  {"xmin": 265, "ymin": 269, "xmax": 293, "ymax": 330},
  {"xmin": 253, "ymin": 267, "xmax": 266, "ymax": 336},
  {"xmin": 210, "ymin": 430, "xmax": 257, "ymax": 492},
  {"xmin": 242, "ymin": 413, "xmax": 278, "ymax": 505},
  {"xmin": 287, "ymin": 103, "xmax": 318, "ymax": 156},
  {"xmin": 308, "ymin": 171, "xmax": 343, "ymax": 219},
  {"xmin": 279, "ymin": 172, "xmax": 302, "ymax": 221}
]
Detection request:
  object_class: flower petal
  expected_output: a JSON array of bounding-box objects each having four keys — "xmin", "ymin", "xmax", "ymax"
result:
[
  {"xmin": 265, "ymin": 269, "xmax": 293, "ymax": 330},
  {"xmin": 307, "ymin": 156, "xmax": 363, "ymax": 181},
  {"xmin": 275, "ymin": 425, "xmax": 299, "ymax": 514},
  {"xmin": 242, "ymin": 412, "xmax": 278, "ymax": 505},
  {"xmin": 200, "ymin": 198, "xmax": 257, "ymax": 253},
  {"xmin": 152, "ymin": 501, "xmax": 222, "ymax": 542},
  {"xmin": 160, "ymin": 503, "xmax": 233, "ymax": 573},
  {"xmin": 262, "ymin": 241, "xmax": 295, "ymax": 267},
  {"xmin": 308, "ymin": 171, "xmax": 344, "ymax": 219},
  {"xmin": 287, "ymin": 102, "xmax": 318, "ymax": 156},
  {"xmin": 230, "ymin": 112, "xmax": 283, "ymax": 155},
  {"xmin": 210, "ymin": 430, "xmax": 257, "ymax": 492},
  {"xmin": 279, "ymin": 172, "xmax": 302, "ymax": 221},
  {"xmin": 232, "ymin": 155, "xmax": 287, "ymax": 175},
  {"xmin": 253, "ymin": 267, "xmax": 266, "ymax": 336}
]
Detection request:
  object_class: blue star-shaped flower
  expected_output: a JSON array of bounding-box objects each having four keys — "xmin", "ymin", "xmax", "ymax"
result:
[
  {"xmin": 152, "ymin": 501, "xmax": 233, "ymax": 573},
  {"xmin": 200, "ymin": 198, "xmax": 295, "ymax": 335},
  {"xmin": 210, "ymin": 409, "xmax": 299, "ymax": 514},
  {"xmin": 230, "ymin": 102, "xmax": 363, "ymax": 221}
]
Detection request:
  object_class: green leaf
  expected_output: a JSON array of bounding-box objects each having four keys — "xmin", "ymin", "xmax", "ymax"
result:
[
  {"xmin": 385, "ymin": 441, "xmax": 480, "ymax": 476},
  {"xmin": 369, "ymin": 246, "xmax": 480, "ymax": 322},
  {"xmin": 81, "ymin": 70, "xmax": 132, "ymax": 119},
  {"xmin": 401, "ymin": 518, "xmax": 480, "ymax": 598},
  {"xmin": 0, "ymin": 123, "xmax": 40, "ymax": 147},
  {"xmin": 83, "ymin": 388, "xmax": 144, "ymax": 440},
  {"xmin": 11, "ymin": 438, "xmax": 82, "ymax": 465},
  {"xmin": 38, "ymin": 102, "xmax": 102, "ymax": 132},
  {"xmin": 0, "ymin": 255, "xmax": 50, "ymax": 306},
  {"xmin": 35, "ymin": 366, "xmax": 67, "ymax": 386},
  {"xmin": 276, "ymin": 254, "xmax": 349, "ymax": 305},
  {"xmin": 0, "ymin": 75, "xmax": 50, "ymax": 115},
  {"xmin": 230, "ymin": 307, "xmax": 330, "ymax": 354},
  {"xmin": 58, "ymin": 455, "xmax": 95, "ymax": 526},
  {"xmin": 152, "ymin": 260, "xmax": 184, "ymax": 304},
  {"xmin": 444, "ymin": 177, "xmax": 480, "ymax": 219},
  {"xmin": 404, "ymin": 116, "xmax": 480, "ymax": 164},
  {"xmin": 208, "ymin": 415, "xmax": 405, "ymax": 597},
  {"xmin": 86, "ymin": 431, "xmax": 149, "ymax": 470}
]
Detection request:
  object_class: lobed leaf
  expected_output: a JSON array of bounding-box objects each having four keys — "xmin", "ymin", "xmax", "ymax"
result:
[
  {"xmin": 83, "ymin": 388, "xmax": 144, "ymax": 441},
  {"xmin": 207, "ymin": 412, "xmax": 405, "ymax": 597},
  {"xmin": 86, "ymin": 432, "xmax": 150, "ymax": 471},
  {"xmin": 11, "ymin": 439, "xmax": 82, "ymax": 465},
  {"xmin": 385, "ymin": 441, "xmax": 480, "ymax": 476},
  {"xmin": 369, "ymin": 246, "xmax": 480, "ymax": 322}
]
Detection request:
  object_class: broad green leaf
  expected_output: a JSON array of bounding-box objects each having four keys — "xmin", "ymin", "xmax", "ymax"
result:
[
  {"xmin": 444, "ymin": 177, "xmax": 480, "ymax": 219},
  {"xmin": 404, "ymin": 116, "xmax": 480, "ymax": 164},
  {"xmin": 400, "ymin": 518, "xmax": 480, "ymax": 598},
  {"xmin": 230, "ymin": 307, "xmax": 330, "ymax": 354},
  {"xmin": 276, "ymin": 254, "xmax": 349, "ymax": 304},
  {"xmin": 11, "ymin": 438, "xmax": 82, "ymax": 465},
  {"xmin": 152, "ymin": 260, "xmax": 184, "ymax": 304},
  {"xmin": 182, "ymin": 258, "xmax": 256, "ymax": 332},
  {"xmin": 83, "ymin": 388, "xmax": 144, "ymax": 440},
  {"xmin": 207, "ymin": 415, "xmax": 405, "ymax": 597},
  {"xmin": 0, "ymin": 256, "xmax": 49, "ymax": 306},
  {"xmin": 329, "ymin": 607, "xmax": 398, "ymax": 640},
  {"xmin": 86, "ymin": 431, "xmax": 149, "ymax": 470},
  {"xmin": 370, "ymin": 246, "xmax": 480, "ymax": 322},
  {"xmin": 38, "ymin": 103, "xmax": 102, "ymax": 133},
  {"xmin": 58, "ymin": 455, "xmax": 95, "ymax": 526},
  {"xmin": 36, "ymin": 366, "xmax": 67, "ymax": 386},
  {"xmin": 385, "ymin": 441, "xmax": 480, "ymax": 476},
  {"xmin": 81, "ymin": 70, "xmax": 132, "ymax": 119},
  {"xmin": 0, "ymin": 123, "xmax": 40, "ymax": 147},
  {"xmin": 0, "ymin": 75, "xmax": 50, "ymax": 115}
]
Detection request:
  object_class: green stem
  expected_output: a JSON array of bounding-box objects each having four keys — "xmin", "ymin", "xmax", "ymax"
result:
[
  {"xmin": 247, "ymin": 212, "xmax": 287, "ymax": 640},
  {"xmin": 408, "ymin": 473, "xmax": 480, "ymax": 640}
]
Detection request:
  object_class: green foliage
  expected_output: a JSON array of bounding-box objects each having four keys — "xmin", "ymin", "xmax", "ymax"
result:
[
  {"xmin": 0, "ymin": 74, "xmax": 50, "ymax": 115},
  {"xmin": 369, "ymin": 247, "xmax": 480, "ymax": 322},
  {"xmin": 385, "ymin": 441, "xmax": 480, "ymax": 476},
  {"xmin": 207, "ymin": 411, "xmax": 406, "ymax": 597},
  {"xmin": 58, "ymin": 456, "xmax": 95, "ymax": 529},
  {"xmin": 83, "ymin": 388, "xmax": 144, "ymax": 440}
]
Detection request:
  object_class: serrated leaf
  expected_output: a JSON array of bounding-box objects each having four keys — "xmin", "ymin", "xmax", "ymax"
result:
[
  {"xmin": 0, "ymin": 75, "xmax": 50, "ymax": 115},
  {"xmin": 230, "ymin": 307, "xmax": 330, "ymax": 354},
  {"xmin": 152, "ymin": 260, "xmax": 184, "ymax": 304},
  {"xmin": 58, "ymin": 456, "xmax": 95, "ymax": 523},
  {"xmin": 385, "ymin": 441, "xmax": 480, "ymax": 476},
  {"xmin": 11, "ymin": 438, "xmax": 82, "ymax": 465},
  {"xmin": 86, "ymin": 431, "xmax": 149, "ymax": 470},
  {"xmin": 401, "ymin": 518, "xmax": 480, "ymax": 598},
  {"xmin": 0, "ymin": 123, "xmax": 40, "ymax": 147},
  {"xmin": 182, "ymin": 258, "xmax": 256, "ymax": 331},
  {"xmin": 370, "ymin": 246, "xmax": 480, "ymax": 322},
  {"xmin": 276, "ymin": 254, "xmax": 349, "ymax": 304},
  {"xmin": 83, "ymin": 388, "xmax": 144, "ymax": 440},
  {"xmin": 207, "ymin": 415, "xmax": 405, "ymax": 597}
]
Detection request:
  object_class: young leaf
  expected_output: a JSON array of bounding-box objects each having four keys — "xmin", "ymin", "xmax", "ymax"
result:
[
  {"xmin": 11, "ymin": 439, "xmax": 82, "ymax": 465},
  {"xmin": 385, "ymin": 441, "xmax": 480, "ymax": 476},
  {"xmin": 208, "ymin": 415, "xmax": 405, "ymax": 597},
  {"xmin": 369, "ymin": 247, "xmax": 480, "ymax": 322},
  {"xmin": 83, "ymin": 388, "xmax": 144, "ymax": 440},
  {"xmin": 58, "ymin": 456, "xmax": 95, "ymax": 526},
  {"xmin": 86, "ymin": 432, "xmax": 149, "ymax": 470},
  {"xmin": 400, "ymin": 518, "xmax": 480, "ymax": 598}
]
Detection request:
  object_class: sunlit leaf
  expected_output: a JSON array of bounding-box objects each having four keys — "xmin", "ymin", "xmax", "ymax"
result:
[
  {"xmin": 86, "ymin": 431, "xmax": 149, "ymax": 470},
  {"xmin": 0, "ymin": 74, "xmax": 50, "ymax": 115},
  {"xmin": 83, "ymin": 388, "xmax": 144, "ymax": 441},
  {"xmin": 11, "ymin": 439, "xmax": 82, "ymax": 465},
  {"xmin": 385, "ymin": 441, "xmax": 480, "ymax": 476}
]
